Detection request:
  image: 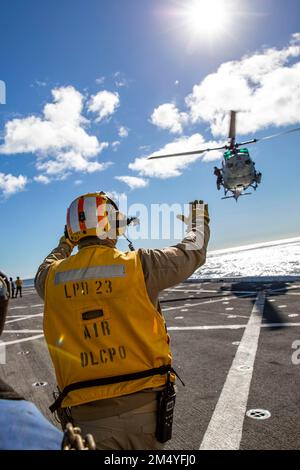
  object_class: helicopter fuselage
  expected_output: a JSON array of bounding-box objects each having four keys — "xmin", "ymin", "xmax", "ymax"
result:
[
  {"xmin": 222, "ymin": 149, "xmax": 256, "ymax": 194},
  {"xmin": 222, "ymin": 152, "xmax": 255, "ymax": 190}
]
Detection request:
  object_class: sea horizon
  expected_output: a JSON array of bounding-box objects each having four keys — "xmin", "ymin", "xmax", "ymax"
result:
[{"xmin": 20, "ymin": 235, "xmax": 300, "ymax": 286}]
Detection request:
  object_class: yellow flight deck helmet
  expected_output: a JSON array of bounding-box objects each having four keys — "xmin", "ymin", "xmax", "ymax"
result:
[{"xmin": 65, "ymin": 192, "xmax": 130, "ymax": 244}]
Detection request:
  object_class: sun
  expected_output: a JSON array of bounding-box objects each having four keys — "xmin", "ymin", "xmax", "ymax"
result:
[{"xmin": 182, "ymin": 0, "xmax": 229, "ymax": 38}]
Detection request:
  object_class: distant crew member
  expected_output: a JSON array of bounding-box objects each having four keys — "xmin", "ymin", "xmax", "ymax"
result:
[
  {"xmin": 214, "ymin": 166, "xmax": 223, "ymax": 190},
  {"xmin": 35, "ymin": 192, "xmax": 210, "ymax": 450},
  {"xmin": 15, "ymin": 277, "xmax": 23, "ymax": 298},
  {"xmin": 9, "ymin": 278, "xmax": 15, "ymax": 299}
]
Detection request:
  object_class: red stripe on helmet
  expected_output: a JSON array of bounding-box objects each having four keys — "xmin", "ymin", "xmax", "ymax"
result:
[
  {"xmin": 67, "ymin": 207, "xmax": 71, "ymax": 236},
  {"xmin": 96, "ymin": 196, "xmax": 105, "ymax": 222},
  {"xmin": 96, "ymin": 195, "xmax": 108, "ymax": 232}
]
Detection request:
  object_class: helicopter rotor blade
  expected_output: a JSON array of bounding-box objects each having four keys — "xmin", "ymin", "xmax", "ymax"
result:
[
  {"xmin": 228, "ymin": 110, "xmax": 237, "ymax": 141},
  {"xmin": 256, "ymin": 126, "xmax": 300, "ymax": 142},
  {"xmin": 236, "ymin": 139, "xmax": 258, "ymax": 146},
  {"xmin": 148, "ymin": 145, "xmax": 228, "ymax": 160},
  {"xmin": 238, "ymin": 126, "xmax": 300, "ymax": 147}
]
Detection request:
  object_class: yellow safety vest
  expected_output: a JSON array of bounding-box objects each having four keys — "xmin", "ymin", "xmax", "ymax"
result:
[{"xmin": 44, "ymin": 245, "xmax": 174, "ymax": 409}]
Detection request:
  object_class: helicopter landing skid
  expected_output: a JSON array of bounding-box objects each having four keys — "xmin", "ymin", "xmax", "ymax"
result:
[{"xmin": 222, "ymin": 192, "xmax": 252, "ymax": 200}]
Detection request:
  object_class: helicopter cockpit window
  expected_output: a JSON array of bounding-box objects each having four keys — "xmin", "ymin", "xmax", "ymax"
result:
[
  {"xmin": 238, "ymin": 148, "xmax": 249, "ymax": 155},
  {"xmin": 224, "ymin": 150, "xmax": 232, "ymax": 160}
]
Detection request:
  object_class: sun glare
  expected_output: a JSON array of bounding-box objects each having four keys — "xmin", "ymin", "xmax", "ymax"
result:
[{"xmin": 183, "ymin": 0, "xmax": 229, "ymax": 38}]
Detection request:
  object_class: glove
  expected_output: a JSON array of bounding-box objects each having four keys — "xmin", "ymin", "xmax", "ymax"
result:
[{"xmin": 177, "ymin": 200, "xmax": 209, "ymax": 229}]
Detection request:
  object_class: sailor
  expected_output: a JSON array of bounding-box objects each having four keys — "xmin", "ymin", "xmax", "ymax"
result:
[
  {"xmin": 9, "ymin": 277, "xmax": 15, "ymax": 299},
  {"xmin": 35, "ymin": 192, "xmax": 210, "ymax": 450},
  {"xmin": 214, "ymin": 167, "xmax": 223, "ymax": 190},
  {"xmin": 255, "ymin": 171, "xmax": 262, "ymax": 184},
  {"xmin": 15, "ymin": 276, "xmax": 23, "ymax": 298},
  {"xmin": 0, "ymin": 271, "xmax": 63, "ymax": 450}
]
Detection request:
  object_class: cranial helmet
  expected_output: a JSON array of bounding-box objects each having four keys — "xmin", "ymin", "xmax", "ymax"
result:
[{"xmin": 65, "ymin": 192, "xmax": 128, "ymax": 244}]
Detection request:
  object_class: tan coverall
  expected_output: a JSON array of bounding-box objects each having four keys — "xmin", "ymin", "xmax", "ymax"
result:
[{"xmin": 35, "ymin": 210, "xmax": 210, "ymax": 450}]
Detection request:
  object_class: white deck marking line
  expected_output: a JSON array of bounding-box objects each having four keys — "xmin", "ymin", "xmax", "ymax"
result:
[
  {"xmin": 1, "ymin": 334, "xmax": 44, "ymax": 346},
  {"xmin": 30, "ymin": 304, "xmax": 44, "ymax": 307},
  {"xmin": 3, "ymin": 329, "xmax": 43, "ymax": 333},
  {"xmin": 168, "ymin": 322, "xmax": 300, "ymax": 331},
  {"xmin": 6, "ymin": 315, "xmax": 37, "ymax": 318},
  {"xmin": 269, "ymin": 285, "xmax": 300, "ymax": 294},
  {"xmin": 162, "ymin": 294, "xmax": 252, "ymax": 312},
  {"xmin": 199, "ymin": 291, "xmax": 266, "ymax": 450},
  {"xmin": 219, "ymin": 313, "xmax": 249, "ymax": 319},
  {"xmin": 167, "ymin": 289, "xmax": 218, "ymax": 293},
  {"xmin": 9, "ymin": 306, "xmax": 27, "ymax": 310},
  {"xmin": 226, "ymin": 291, "xmax": 257, "ymax": 295},
  {"xmin": 5, "ymin": 317, "xmax": 27, "ymax": 324},
  {"xmin": 166, "ymin": 289, "xmax": 257, "ymax": 295},
  {"xmin": 5, "ymin": 313, "xmax": 43, "ymax": 324}
]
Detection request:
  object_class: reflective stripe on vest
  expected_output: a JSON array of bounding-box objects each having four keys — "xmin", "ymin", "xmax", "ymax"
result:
[{"xmin": 44, "ymin": 245, "xmax": 173, "ymax": 408}]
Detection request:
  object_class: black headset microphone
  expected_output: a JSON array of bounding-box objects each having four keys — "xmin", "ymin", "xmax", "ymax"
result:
[{"xmin": 123, "ymin": 216, "xmax": 140, "ymax": 251}]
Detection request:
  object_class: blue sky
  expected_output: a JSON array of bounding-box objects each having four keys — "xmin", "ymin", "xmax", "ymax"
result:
[{"xmin": 1, "ymin": 0, "xmax": 300, "ymax": 279}]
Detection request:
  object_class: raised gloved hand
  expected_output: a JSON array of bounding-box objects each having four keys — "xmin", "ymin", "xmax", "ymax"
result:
[{"xmin": 177, "ymin": 200, "xmax": 209, "ymax": 230}]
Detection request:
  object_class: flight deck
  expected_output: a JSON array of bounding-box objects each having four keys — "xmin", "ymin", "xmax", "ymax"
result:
[{"xmin": 1, "ymin": 278, "xmax": 300, "ymax": 450}]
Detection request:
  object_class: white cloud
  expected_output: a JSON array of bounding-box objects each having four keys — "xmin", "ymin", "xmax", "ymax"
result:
[
  {"xmin": 114, "ymin": 72, "xmax": 129, "ymax": 88},
  {"xmin": 150, "ymin": 103, "xmax": 189, "ymax": 134},
  {"xmin": 34, "ymin": 80, "xmax": 47, "ymax": 87},
  {"xmin": 112, "ymin": 141, "xmax": 120, "ymax": 151},
  {"xmin": 74, "ymin": 179, "xmax": 83, "ymax": 185},
  {"xmin": 0, "ymin": 173, "xmax": 28, "ymax": 196},
  {"xmin": 129, "ymin": 33, "xmax": 300, "ymax": 181},
  {"xmin": 0, "ymin": 86, "xmax": 109, "ymax": 181},
  {"xmin": 88, "ymin": 90, "xmax": 120, "ymax": 122},
  {"xmin": 185, "ymin": 34, "xmax": 300, "ymax": 136},
  {"xmin": 95, "ymin": 76, "xmax": 105, "ymax": 85},
  {"xmin": 118, "ymin": 126, "xmax": 129, "ymax": 138},
  {"xmin": 175, "ymin": 80, "xmax": 179, "ymax": 86},
  {"xmin": 36, "ymin": 151, "xmax": 111, "ymax": 175},
  {"xmin": 115, "ymin": 176, "xmax": 149, "ymax": 189},
  {"xmin": 129, "ymin": 133, "xmax": 223, "ymax": 179},
  {"xmin": 291, "ymin": 33, "xmax": 300, "ymax": 45},
  {"xmin": 34, "ymin": 174, "xmax": 51, "ymax": 185}
]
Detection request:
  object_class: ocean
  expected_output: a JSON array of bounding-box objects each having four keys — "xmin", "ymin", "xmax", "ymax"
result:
[
  {"xmin": 23, "ymin": 278, "xmax": 35, "ymax": 288},
  {"xmin": 23, "ymin": 237, "xmax": 300, "ymax": 286},
  {"xmin": 193, "ymin": 237, "xmax": 300, "ymax": 279}
]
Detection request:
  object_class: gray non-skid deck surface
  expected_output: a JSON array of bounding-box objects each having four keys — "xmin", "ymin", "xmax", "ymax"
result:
[{"xmin": 1, "ymin": 280, "xmax": 299, "ymax": 450}]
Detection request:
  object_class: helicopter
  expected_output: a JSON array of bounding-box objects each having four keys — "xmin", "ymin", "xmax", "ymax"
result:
[{"xmin": 148, "ymin": 110, "xmax": 300, "ymax": 201}]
